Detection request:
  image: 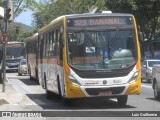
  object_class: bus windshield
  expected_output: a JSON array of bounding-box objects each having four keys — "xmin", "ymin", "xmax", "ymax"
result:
[
  {"xmin": 6, "ymin": 43, "xmax": 25, "ymax": 59},
  {"xmin": 67, "ymin": 28, "xmax": 137, "ymax": 70}
]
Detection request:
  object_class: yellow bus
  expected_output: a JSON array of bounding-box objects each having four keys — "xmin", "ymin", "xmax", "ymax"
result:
[{"xmin": 28, "ymin": 13, "xmax": 142, "ymax": 105}]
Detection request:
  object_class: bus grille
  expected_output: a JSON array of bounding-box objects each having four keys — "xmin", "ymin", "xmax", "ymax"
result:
[{"xmin": 85, "ymin": 87, "xmax": 125, "ymax": 95}]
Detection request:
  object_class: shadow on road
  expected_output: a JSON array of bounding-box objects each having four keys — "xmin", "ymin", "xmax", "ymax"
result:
[
  {"xmin": 18, "ymin": 78, "xmax": 40, "ymax": 86},
  {"xmin": 146, "ymin": 98, "xmax": 160, "ymax": 102},
  {"xmin": 7, "ymin": 73, "xmax": 137, "ymax": 110},
  {"xmin": 26, "ymin": 93, "xmax": 136, "ymax": 110},
  {"xmin": 7, "ymin": 77, "xmax": 39, "ymax": 86}
]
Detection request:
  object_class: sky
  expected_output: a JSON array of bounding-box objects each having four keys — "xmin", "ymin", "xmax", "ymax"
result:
[
  {"xmin": 15, "ymin": 10, "xmax": 33, "ymax": 26},
  {"xmin": 15, "ymin": 0, "xmax": 40, "ymax": 26}
]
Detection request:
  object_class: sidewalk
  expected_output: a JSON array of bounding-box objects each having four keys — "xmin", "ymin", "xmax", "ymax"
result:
[
  {"xmin": 0, "ymin": 80, "xmax": 47, "ymax": 120},
  {"xmin": 0, "ymin": 80, "xmax": 36, "ymax": 106}
]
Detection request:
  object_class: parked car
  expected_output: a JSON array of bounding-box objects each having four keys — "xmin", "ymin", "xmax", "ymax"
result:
[
  {"xmin": 142, "ymin": 59, "xmax": 160, "ymax": 83},
  {"xmin": 152, "ymin": 64, "xmax": 160, "ymax": 99},
  {"xmin": 18, "ymin": 59, "xmax": 28, "ymax": 76}
]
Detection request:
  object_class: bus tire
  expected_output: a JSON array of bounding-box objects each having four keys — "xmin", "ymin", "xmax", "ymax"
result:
[
  {"xmin": 117, "ymin": 95, "xmax": 128, "ymax": 106},
  {"xmin": 28, "ymin": 67, "xmax": 33, "ymax": 80},
  {"xmin": 44, "ymin": 73, "xmax": 52, "ymax": 99},
  {"xmin": 35, "ymin": 68, "xmax": 40, "ymax": 84},
  {"xmin": 154, "ymin": 81, "xmax": 160, "ymax": 99},
  {"xmin": 42, "ymin": 79, "xmax": 45, "ymax": 89}
]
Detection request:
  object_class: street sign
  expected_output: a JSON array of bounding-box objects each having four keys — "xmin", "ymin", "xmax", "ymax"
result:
[{"xmin": 1, "ymin": 33, "xmax": 8, "ymax": 44}]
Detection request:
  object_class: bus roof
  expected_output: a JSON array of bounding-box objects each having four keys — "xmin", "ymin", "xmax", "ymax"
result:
[
  {"xmin": 26, "ymin": 33, "xmax": 38, "ymax": 41},
  {"xmin": 65, "ymin": 13, "xmax": 133, "ymax": 19}
]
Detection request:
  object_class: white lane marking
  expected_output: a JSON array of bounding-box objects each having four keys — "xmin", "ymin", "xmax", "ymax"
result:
[{"xmin": 141, "ymin": 84, "xmax": 152, "ymax": 89}]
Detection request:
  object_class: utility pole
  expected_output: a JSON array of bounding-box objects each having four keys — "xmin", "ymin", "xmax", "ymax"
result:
[
  {"xmin": 2, "ymin": 0, "xmax": 8, "ymax": 92},
  {"xmin": 1, "ymin": 0, "xmax": 13, "ymax": 92}
]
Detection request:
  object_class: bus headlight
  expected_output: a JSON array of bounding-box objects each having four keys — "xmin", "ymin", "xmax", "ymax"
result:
[
  {"xmin": 128, "ymin": 71, "xmax": 139, "ymax": 84},
  {"xmin": 68, "ymin": 74, "xmax": 81, "ymax": 86}
]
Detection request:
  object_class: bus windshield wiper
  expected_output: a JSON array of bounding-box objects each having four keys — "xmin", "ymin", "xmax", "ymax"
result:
[
  {"xmin": 109, "ymin": 29, "xmax": 119, "ymax": 49},
  {"xmin": 83, "ymin": 28, "xmax": 97, "ymax": 47}
]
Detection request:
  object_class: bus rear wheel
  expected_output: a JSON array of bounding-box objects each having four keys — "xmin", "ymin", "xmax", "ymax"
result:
[
  {"xmin": 44, "ymin": 74, "xmax": 52, "ymax": 99},
  {"xmin": 117, "ymin": 95, "xmax": 128, "ymax": 106}
]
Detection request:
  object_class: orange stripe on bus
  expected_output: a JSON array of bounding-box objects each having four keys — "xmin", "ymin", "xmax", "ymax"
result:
[
  {"xmin": 136, "ymin": 62, "xmax": 140, "ymax": 70},
  {"xmin": 38, "ymin": 58, "xmax": 63, "ymax": 66},
  {"xmin": 66, "ymin": 64, "xmax": 71, "ymax": 74}
]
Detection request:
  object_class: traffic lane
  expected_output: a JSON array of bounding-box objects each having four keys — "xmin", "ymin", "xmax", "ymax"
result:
[
  {"xmin": 6, "ymin": 72, "xmax": 160, "ymax": 111},
  {"xmin": 127, "ymin": 83, "xmax": 160, "ymax": 111},
  {"xmin": 6, "ymin": 73, "xmax": 136, "ymax": 110},
  {"xmin": 6, "ymin": 73, "xmax": 160, "ymax": 120}
]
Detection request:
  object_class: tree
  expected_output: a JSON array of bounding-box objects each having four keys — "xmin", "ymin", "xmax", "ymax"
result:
[
  {"xmin": 32, "ymin": 0, "xmax": 107, "ymax": 28},
  {"xmin": 0, "ymin": 0, "xmax": 38, "ymax": 18},
  {"xmin": 16, "ymin": 28, "xmax": 37, "ymax": 42},
  {"xmin": 14, "ymin": 0, "xmax": 38, "ymax": 18},
  {"xmin": 6, "ymin": 22, "xmax": 37, "ymax": 42},
  {"xmin": 105, "ymin": 0, "xmax": 160, "ymax": 58},
  {"xmin": 0, "ymin": 0, "xmax": 38, "ymax": 37}
]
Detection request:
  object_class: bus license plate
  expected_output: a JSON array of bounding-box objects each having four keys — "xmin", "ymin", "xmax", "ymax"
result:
[{"xmin": 98, "ymin": 91, "xmax": 112, "ymax": 96}]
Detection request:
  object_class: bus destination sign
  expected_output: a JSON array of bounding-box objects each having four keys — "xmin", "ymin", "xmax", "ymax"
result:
[
  {"xmin": 7, "ymin": 43, "xmax": 23, "ymax": 48},
  {"xmin": 67, "ymin": 17, "xmax": 133, "ymax": 27}
]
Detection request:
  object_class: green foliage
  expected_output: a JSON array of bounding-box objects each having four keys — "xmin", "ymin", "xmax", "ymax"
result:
[
  {"xmin": 14, "ymin": 0, "xmax": 37, "ymax": 18},
  {"xmin": 7, "ymin": 23, "xmax": 37, "ymax": 42},
  {"xmin": 105, "ymin": 0, "xmax": 160, "ymax": 58},
  {"xmin": 32, "ymin": 0, "xmax": 160, "ymax": 40},
  {"xmin": 16, "ymin": 29, "xmax": 37, "ymax": 42},
  {"xmin": 32, "ymin": 0, "xmax": 107, "ymax": 28},
  {"xmin": 0, "ymin": 0, "xmax": 38, "ymax": 37},
  {"xmin": 0, "ymin": 1, "xmax": 2, "ymax": 6},
  {"xmin": 106, "ymin": 0, "xmax": 160, "ymax": 39}
]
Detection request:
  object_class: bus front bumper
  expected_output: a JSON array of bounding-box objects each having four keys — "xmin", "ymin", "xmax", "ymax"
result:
[{"xmin": 65, "ymin": 81, "xmax": 141, "ymax": 98}]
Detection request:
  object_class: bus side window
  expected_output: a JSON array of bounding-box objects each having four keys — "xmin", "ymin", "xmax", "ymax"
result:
[
  {"xmin": 41, "ymin": 35, "xmax": 44, "ymax": 59},
  {"xmin": 59, "ymin": 33, "xmax": 63, "ymax": 60},
  {"xmin": 55, "ymin": 29, "xmax": 59, "ymax": 56}
]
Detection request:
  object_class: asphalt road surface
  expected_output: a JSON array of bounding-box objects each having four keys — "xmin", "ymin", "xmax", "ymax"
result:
[{"xmin": 3, "ymin": 72, "xmax": 160, "ymax": 120}]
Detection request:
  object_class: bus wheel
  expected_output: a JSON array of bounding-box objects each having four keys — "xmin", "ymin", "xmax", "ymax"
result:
[
  {"xmin": 117, "ymin": 95, "xmax": 128, "ymax": 106},
  {"xmin": 28, "ymin": 68, "xmax": 33, "ymax": 80},
  {"xmin": 44, "ymin": 74, "xmax": 52, "ymax": 99},
  {"xmin": 154, "ymin": 81, "xmax": 160, "ymax": 99}
]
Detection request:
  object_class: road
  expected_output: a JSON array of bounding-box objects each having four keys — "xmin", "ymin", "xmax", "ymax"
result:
[{"xmin": 4, "ymin": 72, "xmax": 160, "ymax": 120}]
